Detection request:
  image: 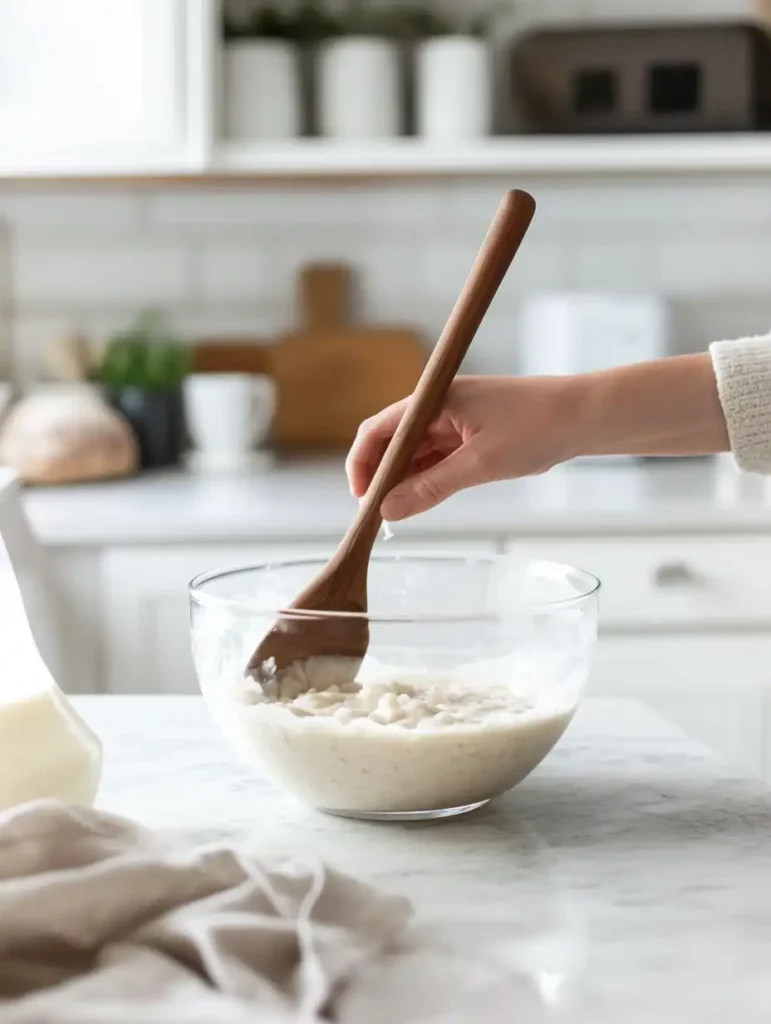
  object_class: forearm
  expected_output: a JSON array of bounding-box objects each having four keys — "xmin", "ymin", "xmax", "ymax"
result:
[{"xmin": 568, "ymin": 353, "xmax": 730, "ymax": 459}]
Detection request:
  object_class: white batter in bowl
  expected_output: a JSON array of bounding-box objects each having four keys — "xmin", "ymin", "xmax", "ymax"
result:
[{"xmin": 191, "ymin": 556, "xmax": 600, "ymax": 821}]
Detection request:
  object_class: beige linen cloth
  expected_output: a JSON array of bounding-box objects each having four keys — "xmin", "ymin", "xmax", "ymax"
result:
[
  {"xmin": 0, "ymin": 801, "xmax": 551, "ymax": 1023},
  {"xmin": 0, "ymin": 799, "xmax": 413, "ymax": 1023}
]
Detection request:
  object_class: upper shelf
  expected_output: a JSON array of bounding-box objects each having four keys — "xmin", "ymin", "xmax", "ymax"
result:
[
  {"xmin": 5, "ymin": 134, "xmax": 771, "ymax": 183},
  {"xmin": 213, "ymin": 134, "xmax": 771, "ymax": 180}
]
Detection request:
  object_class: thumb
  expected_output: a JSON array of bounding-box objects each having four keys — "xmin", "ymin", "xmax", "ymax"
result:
[{"xmin": 381, "ymin": 447, "xmax": 479, "ymax": 521}]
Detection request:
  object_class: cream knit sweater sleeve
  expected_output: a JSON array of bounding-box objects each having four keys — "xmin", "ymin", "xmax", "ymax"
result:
[{"xmin": 710, "ymin": 333, "xmax": 771, "ymax": 473}]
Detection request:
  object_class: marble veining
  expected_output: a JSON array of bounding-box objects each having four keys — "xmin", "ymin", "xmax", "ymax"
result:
[{"xmin": 77, "ymin": 695, "xmax": 771, "ymax": 1022}]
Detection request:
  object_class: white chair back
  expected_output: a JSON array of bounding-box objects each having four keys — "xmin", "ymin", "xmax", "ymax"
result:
[{"xmin": 0, "ymin": 470, "xmax": 63, "ymax": 682}]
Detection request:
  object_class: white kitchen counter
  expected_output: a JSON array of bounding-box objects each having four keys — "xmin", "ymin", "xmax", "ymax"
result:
[
  {"xmin": 78, "ymin": 694, "xmax": 771, "ymax": 1021},
  {"xmin": 20, "ymin": 455, "xmax": 771, "ymax": 547}
]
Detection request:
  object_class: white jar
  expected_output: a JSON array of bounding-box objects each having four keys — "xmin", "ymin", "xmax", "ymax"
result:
[
  {"xmin": 318, "ymin": 37, "xmax": 402, "ymax": 139},
  {"xmin": 416, "ymin": 36, "xmax": 491, "ymax": 140},
  {"xmin": 224, "ymin": 40, "xmax": 301, "ymax": 140}
]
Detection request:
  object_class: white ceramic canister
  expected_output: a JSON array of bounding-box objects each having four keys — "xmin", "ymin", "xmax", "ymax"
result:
[
  {"xmin": 223, "ymin": 39, "xmax": 302, "ymax": 140},
  {"xmin": 318, "ymin": 37, "xmax": 402, "ymax": 139},
  {"xmin": 416, "ymin": 36, "xmax": 491, "ymax": 140}
]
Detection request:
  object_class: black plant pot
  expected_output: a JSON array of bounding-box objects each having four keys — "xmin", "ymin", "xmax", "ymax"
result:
[{"xmin": 109, "ymin": 387, "xmax": 186, "ymax": 470}]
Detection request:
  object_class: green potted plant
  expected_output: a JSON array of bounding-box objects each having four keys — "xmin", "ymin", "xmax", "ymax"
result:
[{"xmin": 96, "ymin": 311, "xmax": 190, "ymax": 469}]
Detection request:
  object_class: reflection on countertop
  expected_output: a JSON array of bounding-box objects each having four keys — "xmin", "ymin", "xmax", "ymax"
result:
[{"xmin": 20, "ymin": 453, "xmax": 771, "ymax": 547}]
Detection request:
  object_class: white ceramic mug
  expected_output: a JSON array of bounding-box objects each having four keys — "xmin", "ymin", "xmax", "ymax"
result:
[{"xmin": 183, "ymin": 374, "xmax": 276, "ymax": 464}]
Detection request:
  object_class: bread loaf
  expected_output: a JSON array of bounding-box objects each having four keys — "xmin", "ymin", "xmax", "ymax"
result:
[{"xmin": 0, "ymin": 387, "xmax": 138, "ymax": 485}]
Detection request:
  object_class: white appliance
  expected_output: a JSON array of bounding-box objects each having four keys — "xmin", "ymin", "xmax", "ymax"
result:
[{"xmin": 519, "ymin": 292, "xmax": 669, "ymax": 378}]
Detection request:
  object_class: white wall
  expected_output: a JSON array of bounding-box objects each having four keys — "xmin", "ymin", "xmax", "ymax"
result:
[{"xmin": 1, "ymin": 173, "xmax": 771, "ymax": 384}]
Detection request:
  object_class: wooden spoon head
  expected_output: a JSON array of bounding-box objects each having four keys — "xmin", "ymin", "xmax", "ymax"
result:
[{"xmin": 246, "ymin": 568, "xmax": 370, "ymax": 689}]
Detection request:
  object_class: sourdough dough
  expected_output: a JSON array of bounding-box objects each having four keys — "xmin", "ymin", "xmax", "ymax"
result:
[{"xmin": 211, "ymin": 657, "xmax": 573, "ymax": 814}]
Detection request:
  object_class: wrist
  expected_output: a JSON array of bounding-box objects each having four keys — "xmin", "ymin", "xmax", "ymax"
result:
[
  {"xmin": 548, "ymin": 375, "xmax": 592, "ymax": 462},
  {"xmin": 562, "ymin": 354, "xmax": 730, "ymax": 459}
]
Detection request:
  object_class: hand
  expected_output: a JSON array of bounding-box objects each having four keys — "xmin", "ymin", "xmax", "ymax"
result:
[
  {"xmin": 346, "ymin": 355, "xmax": 729, "ymax": 522},
  {"xmin": 345, "ymin": 375, "xmax": 578, "ymax": 521}
]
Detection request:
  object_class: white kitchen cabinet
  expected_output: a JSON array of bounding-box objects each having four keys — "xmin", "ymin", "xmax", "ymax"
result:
[
  {"xmin": 506, "ymin": 536, "xmax": 771, "ymax": 629},
  {"xmin": 503, "ymin": 536, "xmax": 771, "ymax": 776},
  {"xmin": 102, "ymin": 543, "xmax": 328, "ymax": 696},
  {"xmin": 0, "ymin": 0, "xmax": 213, "ymax": 175},
  {"xmin": 101, "ymin": 539, "xmax": 498, "ymax": 696},
  {"xmin": 50, "ymin": 549, "xmax": 103, "ymax": 695}
]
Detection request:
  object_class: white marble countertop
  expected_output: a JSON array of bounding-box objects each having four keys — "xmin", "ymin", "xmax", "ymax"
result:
[
  {"xmin": 78, "ymin": 694, "xmax": 771, "ymax": 1021},
  {"xmin": 20, "ymin": 455, "xmax": 771, "ymax": 547}
]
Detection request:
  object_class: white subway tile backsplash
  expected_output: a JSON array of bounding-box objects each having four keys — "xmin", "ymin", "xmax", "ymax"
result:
[
  {"xmin": 463, "ymin": 313, "xmax": 522, "ymax": 375},
  {"xmin": 146, "ymin": 189, "xmax": 285, "ymax": 230},
  {"xmin": 529, "ymin": 177, "xmax": 771, "ymax": 233},
  {"xmin": 0, "ymin": 190, "xmax": 144, "ymax": 231},
  {"xmin": 655, "ymin": 238, "xmax": 771, "ymax": 296},
  {"xmin": 360, "ymin": 182, "xmax": 457, "ymax": 230},
  {"xmin": 10, "ymin": 315, "xmax": 80, "ymax": 387},
  {"xmin": 417, "ymin": 239, "xmax": 481, "ymax": 302},
  {"xmin": 449, "ymin": 181, "xmax": 522, "ymax": 228},
  {"xmin": 567, "ymin": 240, "xmax": 655, "ymax": 291},
  {"xmin": 4, "ymin": 173, "xmax": 771, "ymax": 381},
  {"xmin": 149, "ymin": 182, "xmax": 457, "ymax": 235},
  {"xmin": 511, "ymin": 239, "xmax": 568, "ymax": 293},
  {"xmin": 352, "ymin": 243, "xmax": 422, "ymax": 320},
  {"xmin": 196, "ymin": 243, "xmax": 279, "ymax": 305},
  {"xmin": 170, "ymin": 307, "xmax": 287, "ymax": 342},
  {"xmin": 673, "ymin": 298, "xmax": 771, "ymax": 355},
  {"xmin": 419, "ymin": 235, "xmax": 565, "ymax": 302},
  {"xmin": 14, "ymin": 240, "xmax": 193, "ymax": 308}
]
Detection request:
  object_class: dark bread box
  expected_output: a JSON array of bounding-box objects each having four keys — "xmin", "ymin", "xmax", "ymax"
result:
[{"xmin": 511, "ymin": 21, "xmax": 771, "ymax": 133}]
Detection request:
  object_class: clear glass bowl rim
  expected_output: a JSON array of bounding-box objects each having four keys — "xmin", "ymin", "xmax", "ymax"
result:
[{"xmin": 188, "ymin": 554, "xmax": 601, "ymax": 624}]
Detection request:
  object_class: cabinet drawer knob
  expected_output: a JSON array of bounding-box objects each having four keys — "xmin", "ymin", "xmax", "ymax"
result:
[{"xmin": 653, "ymin": 562, "xmax": 700, "ymax": 588}]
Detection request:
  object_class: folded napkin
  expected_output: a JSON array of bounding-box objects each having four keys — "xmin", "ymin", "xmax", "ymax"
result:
[{"xmin": 0, "ymin": 801, "xmax": 411, "ymax": 1023}]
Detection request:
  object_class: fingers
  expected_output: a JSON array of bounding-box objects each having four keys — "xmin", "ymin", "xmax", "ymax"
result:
[
  {"xmin": 381, "ymin": 446, "xmax": 481, "ymax": 521},
  {"xmin": 345, "ymin": 399, "xmax": 409, "ymax": 497}
]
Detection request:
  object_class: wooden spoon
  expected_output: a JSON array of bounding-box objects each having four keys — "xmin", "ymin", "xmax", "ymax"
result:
[{"xmin": 247, "ymin": 189, "xmax": 536, "ymax": 686}]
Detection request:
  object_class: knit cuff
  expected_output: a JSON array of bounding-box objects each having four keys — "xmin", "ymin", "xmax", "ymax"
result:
[{"xmin": 710, "ymin": 333, "xmax": 771, "ymax": 473}]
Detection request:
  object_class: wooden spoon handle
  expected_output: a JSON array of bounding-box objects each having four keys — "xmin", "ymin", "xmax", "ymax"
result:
[{"xmin": 343, "ymin": 189, "xmax": 536, "ymax": 551}]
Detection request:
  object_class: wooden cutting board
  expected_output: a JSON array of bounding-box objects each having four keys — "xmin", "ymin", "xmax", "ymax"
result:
[{"xmin": 272, "ymin": 263, "xmax": 426, "ymax": 448}]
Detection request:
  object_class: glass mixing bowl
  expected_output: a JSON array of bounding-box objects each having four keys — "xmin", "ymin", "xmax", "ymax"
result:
[{"xmin": 190, "ymin": 555, "xmax": 600, "ymax": 822}]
